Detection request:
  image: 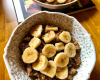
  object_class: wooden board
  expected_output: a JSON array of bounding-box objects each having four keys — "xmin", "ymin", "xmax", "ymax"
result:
[{"xmin": 0, "ymin": 0, "xmax": 100, "ymax": 80}]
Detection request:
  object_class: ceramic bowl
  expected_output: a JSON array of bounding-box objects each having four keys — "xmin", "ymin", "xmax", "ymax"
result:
[
  {"xmin": 33, "ymin": 0, "xmax": 77, "ymax": 9},
  {"xmin": 3, "ymin": 11, "xmax": 96, "ymax": 80}
]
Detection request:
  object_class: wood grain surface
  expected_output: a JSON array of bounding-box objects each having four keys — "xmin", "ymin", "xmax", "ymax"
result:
[{"xmin": 0, "ymin": 0, "xmax": 100, "ymax": 80}]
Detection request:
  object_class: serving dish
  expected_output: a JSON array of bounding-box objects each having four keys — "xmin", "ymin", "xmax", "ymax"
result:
[
  {"xmin": 33, "ymin": 0, "xmax": 77, "ymax": 9},
  {"xmin": 3, "ymin": 11, "xmax": 96, "ymax": 80}
]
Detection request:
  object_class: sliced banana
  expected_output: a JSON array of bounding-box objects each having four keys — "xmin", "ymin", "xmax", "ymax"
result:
[
  {"xmin": 45, "ymin": 25, "xmax": 58, "ymax": 31},
  {"xmin": 30, "ymin": 25, "xmax": 43, "ymax": 38},
  {"xmin": 40, "ymin": 60, "xmax": 56, "ymax": 78},
  {"xmin": 56, "ymin": 66, "xmax": 68, "ymax": 79},
  {"xmin": 57, "ymin": 0, "xmax": 66, "ymax": 3},
  {"xmin": 22, "ymin": 47, "xmax": 38, "ymax": 63},
  {"xmin": 29, "ymin": 37, "xmax": 41, "ymax": 48},
  {"xmin": 42, "ymin": 44, "xmax": 56, "ymax": 58},
  {"xmin": 32, "ymin": 54, "xmax": 48, "ymax": 71},
  {"xmin": 59, "ymin": 31, "xmax": 71, "ymax": 43},
  {"xmin": 64, "ymin": 43, "xmax": 76, "ymax": 57},
  {"xmin": 54, "ymin": 52, "xmax": 69, "ymax": 67},
  {"xmin": 55, "ymin": 42, "xmax": 65, "ymax": 51},
  {"xmin": 47, "ymin": 0, "xmax": 54, "ymax": 3},
  {"xmin": 43, "ymin": 31, "xmax": 56, "ymax": 43}
]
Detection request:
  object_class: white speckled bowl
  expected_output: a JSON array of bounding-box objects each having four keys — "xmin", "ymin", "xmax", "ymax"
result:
[
  {"xmin": 3, "ymin": 11, "xmax": 96, "ymax": 80},
  {"xmin": 33, "ymin": 0, "xmax": 77, "ymax": 9}
]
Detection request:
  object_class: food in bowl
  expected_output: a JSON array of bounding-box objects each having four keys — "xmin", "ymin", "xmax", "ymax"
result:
[
  {"xmin": 19, "ymin": 24, "xmax": 81, "ymax": 80},
  {"xmin": 38, "ymin": 0, "xmax": 74, "ymax": 4}
]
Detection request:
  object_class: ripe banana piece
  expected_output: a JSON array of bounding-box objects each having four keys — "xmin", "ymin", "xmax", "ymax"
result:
[
  {"xmin": 43, "ymin": 31, "xmax": 56, "ymax": 43},
  {"xmin": 42, "ymin": 44, "xmax": 56, "ymax": 58},
  {"xmin": 55, "ymin": 42, "xmax": 65, "ymax": 51},
  {"xmin": 59, "ymin": 31, "xmax": 71, "ymax": 43},
  {"xmin": 56, "ymin": 66, "xmax": 68, "ymax": 79},
  {"xmin": 64, "ymin": 43, "xmax": 76, "ymax": 57},
  {"xmin": 47, "ymin": 0, "xmax": 54, "ymax": 3},
  {"xmin": 30, "ymin": 25, "xmax": 43, "ymax": 38},
  {"xmin": 29, "ymin": 37, "xmax": 41, "ymax": 48},
  {"xmin": 54, "ymin": 52, "xmax": 69, "ymax": 67},
  {"xmin": 32, "ymin": 54, "xmax": 48, "ymax": 71},
  {"xmin": 40, "ymin": 60, "xmax": 56, "ymax": 78},
  {"xmin": 22, "ymin": 47, "xmax": 38, "ymax": 63},
  {"xmin": 45, "ymin": 25, "xmax": 58, "ymax": 31},
  {"xmin": 57, "ymin": 0, "xmax": 66, "ymax": 3}
]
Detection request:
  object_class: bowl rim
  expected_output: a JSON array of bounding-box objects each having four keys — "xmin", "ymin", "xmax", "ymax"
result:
[
  {"xmin": 3, "ymin": 11, "xmax": 96, "ymax": 80},
  {"xmin": 33, "ymin": 0, "xmax": 77, "ymax": 6}
]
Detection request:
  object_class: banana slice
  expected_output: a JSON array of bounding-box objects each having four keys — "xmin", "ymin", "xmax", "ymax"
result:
[
  {"xmin": 59, "ymin": 31, "xmax": 71, "ymax": 43},
  {"xmin": 40, "ymin": 60, "xmax": 56, "ymax": 78},
  {"xmin": 43, "ymin": 31, "xmax": 56, "ymax": 43},
  {"xmin": 29, "ymin": 37, "xmax": 41, "ymax": 48},
  {"xmin": 57, "ymin": 0, "xmax": 66, "ymax": 3},
  {"xmin": 45, "ymin": 25, "xmax": 58, "ymax": 31},
  {"xmin": 42, "ymin": 44, "xmax": 56, "ymax": 58},
  {"xmin": 30, "ymin": 25, "xmax": 43, "ymax": 38},
  {"xmin": 47, "ymin": 0, "xmax": 54, "ymax": 3},
  {"xmin": 32, "ymin": 54, "xmax": 48, "ymax": 71},
  {"xmin": 56, "ymin": 66, "xmax": 68, "ymax": 79},
  {"xmin": 54, "ymin": 52, "xmax": 69, "ymax": 67},
  {"xmin": 55, "ymin": 42, "xmax": 65, "ymax": 51},
  {"xmin": 64, "ymin": 43, "xmax": 76, "ymax": 57},
  {"xmin": 22, "ymin": 47, "xmax": 38, "ymax": 63}
]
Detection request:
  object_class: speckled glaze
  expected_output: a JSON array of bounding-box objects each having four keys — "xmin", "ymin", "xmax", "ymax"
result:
[{"xmin": 3, "ymin": 11, "xmax": 96, "ymax": 80}]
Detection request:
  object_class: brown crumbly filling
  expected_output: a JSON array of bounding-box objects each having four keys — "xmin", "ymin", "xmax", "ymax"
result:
[{"xmin": 19, "ymin": 25, "xmax": 81, "ymax": 80}]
